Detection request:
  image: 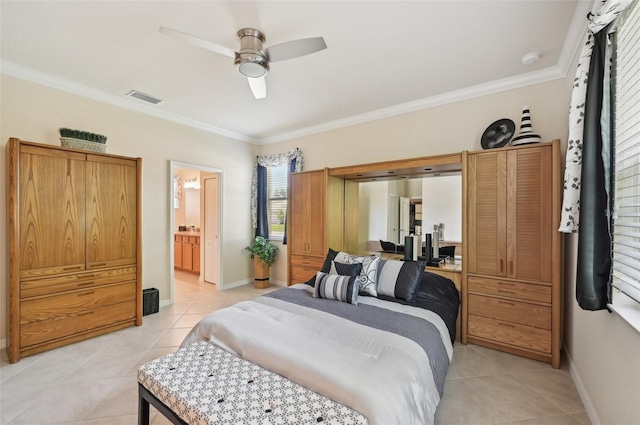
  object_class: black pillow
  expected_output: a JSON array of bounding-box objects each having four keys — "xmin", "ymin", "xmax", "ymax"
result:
[
  {"xmin": 375, "ymin": 259, "xmax": 426, "ymax": 302},
  {"xmin": 320, "ymin": 248, "xmax": 340, "ymax": 273},
  {"xmin": 305, "ymin": 248, "xmax": 341, "ymax": 287},
  {"xmin": 330, "ymin": 260, "xmax": 363, "ymax": 277}
]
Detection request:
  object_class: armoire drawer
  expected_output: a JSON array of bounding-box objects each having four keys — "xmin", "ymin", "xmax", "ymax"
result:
[
  {"xmin": 20, "ymin": 300, "xmax": 136, "ymax": 348},
  {"xmin": 21, "ymin": 267, "xmax": 137, "ymax": 298},
  {"xmin": 290, "ymin": 255, "xmax": 323, "ymax": 269},
  {"xmin": 468, "ymin": 315, "xmax": 551, "ymax": 354},
  {"xmin": 20, "ymin": 282, "xmax": 137, "ymax": 324},
  {"xmin": 468, "ymin": 276, "xmax": 551, "ymax": 303},
  {"xmin": 291, "ymin": 266, "xmax": 319, "ymax": 285},
  {"xmin": 468, "ymin": 294, "xmax": 551, "ymax": 330}
]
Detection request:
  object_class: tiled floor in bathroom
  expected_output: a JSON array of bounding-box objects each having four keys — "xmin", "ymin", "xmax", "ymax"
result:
[{"xmin": 0, "ymin": 270, "xmax": 589, "ymax": 425}]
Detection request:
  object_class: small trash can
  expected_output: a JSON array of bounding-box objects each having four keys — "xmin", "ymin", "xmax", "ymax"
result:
[{"xmin": 143, "ymin": 288, "xmax": 159, "ymax": 316}]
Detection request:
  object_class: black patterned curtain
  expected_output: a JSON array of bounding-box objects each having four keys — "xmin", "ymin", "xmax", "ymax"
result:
[
  {"xmin": 576, "ymin": 27, "xmax": 612, "ymax": 310},
  {"xmin": 558, "ymin": 0, "xmax": 633, "ymax": 311}
]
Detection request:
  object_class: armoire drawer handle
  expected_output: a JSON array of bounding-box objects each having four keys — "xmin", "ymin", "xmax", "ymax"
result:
[
  {"xmin": 77, "ymin": 291, "xmax": 95, "ymax": 297},
  {"xmin": 77, "ymin": 281, "xmax": 95, "ymax": 287},
  {"xmin": 90, "ymin": 263, "xmax": 107, "ymax": 268},
  {"xmin": 499, "ymin": 260, "xmax": 504, "ymax": 273},
  {"xmin": 498, "ymin": 300, "xmax": 516, "ymax": 306},
  {"xmin": 77, "ymin": 311, "xmax": 94, "ymax": 317},
  {"xmin": 498, "ymin": 322, "xmax": 515, "ymax": 328}
]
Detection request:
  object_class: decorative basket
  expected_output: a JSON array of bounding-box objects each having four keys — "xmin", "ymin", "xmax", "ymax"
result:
[{"xmin": 60, "ymin": 137, "xmax": 107, "ymax": 153}]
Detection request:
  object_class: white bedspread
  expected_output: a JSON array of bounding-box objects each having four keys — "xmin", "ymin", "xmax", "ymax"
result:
[{"xmin": 181, "ymin": 284, "xmax": 453, "ymax": 425}]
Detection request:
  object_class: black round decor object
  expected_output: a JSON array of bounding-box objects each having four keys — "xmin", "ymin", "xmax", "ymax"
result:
[{"xmin": 481, "ymin": 118, "xmax": 515, "ymax": 149}]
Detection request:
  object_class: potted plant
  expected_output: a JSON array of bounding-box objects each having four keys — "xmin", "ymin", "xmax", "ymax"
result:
[
  {"xmin": 245, "ymin": 236, "xmax": 278, "ymax": 289},
  {"xmin": 59, "ymin": 127, "xmax": 108, "ymax": 153}
]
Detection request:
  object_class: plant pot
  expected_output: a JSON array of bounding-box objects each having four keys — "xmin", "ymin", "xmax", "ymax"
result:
[
  {"xmin": 253, "ymin": 256, "xmax": 270, "ymax": 289},
  {"xmin": 60, "ymin": 137, "xmax": 107, "ymax": 153}
]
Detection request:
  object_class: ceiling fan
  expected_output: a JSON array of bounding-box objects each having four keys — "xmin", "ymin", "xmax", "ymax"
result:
[{"xmin": 160, "ymin": 26, "xmax": 327, "ymax": 99}]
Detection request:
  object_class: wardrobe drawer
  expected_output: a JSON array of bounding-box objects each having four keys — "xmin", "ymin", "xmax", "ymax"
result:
[
  {"xmin": 21, "ymin": 282, "xmax": 136, "ymax": 324},
  {"xmin": 290, "ymin": 255, "xmax": 323, "ymax": 269},
  {"xmin": 468, "ymin": 294, "xmax": 551, "ymax": 329},
  {"xmin": 20, "ymin": 301, "xmax": 136, "ymax": 348},
  {"xmin": 21, "ymin": 267, "xmax": 137, "ymax": 298},
  {"xmin": 468, "ymin": 276, "xmax": 551, "ymax": 303},
  {"xmin": 291, "ymin": 265, "xmax": 319, "ymax": 285},
  {"xmin": 468, "ymin": 315, "xmax": 551, "ymax": 354}
]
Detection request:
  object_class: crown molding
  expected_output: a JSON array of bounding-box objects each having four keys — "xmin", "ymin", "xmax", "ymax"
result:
[
  {"xmin": 0, "ymin": 60, "xmax": 258, "ymax": 144},
  {"xmin": 259, "ymin": 65, "xmax": 568, "ymax": 145}
]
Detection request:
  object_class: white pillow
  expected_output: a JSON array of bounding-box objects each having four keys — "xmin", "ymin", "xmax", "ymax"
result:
[{"xmin": 335, "ymin": 251, "xmax": 380, "ymax": 296}]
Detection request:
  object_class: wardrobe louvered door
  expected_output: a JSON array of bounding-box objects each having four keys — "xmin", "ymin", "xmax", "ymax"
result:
[{"xmin": 506, "ymin": 147, "xmax": 553, "ymax": 283}]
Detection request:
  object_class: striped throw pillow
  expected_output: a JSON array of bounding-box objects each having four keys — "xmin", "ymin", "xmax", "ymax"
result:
[{"xmin": 313, "ymin": 272, "xmax": 359, "ymax": 305}]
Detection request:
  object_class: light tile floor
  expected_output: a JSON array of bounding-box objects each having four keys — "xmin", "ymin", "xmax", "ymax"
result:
[{"xmin": 0, "ymin": 270, "xmax": 589, "ymax": 425}]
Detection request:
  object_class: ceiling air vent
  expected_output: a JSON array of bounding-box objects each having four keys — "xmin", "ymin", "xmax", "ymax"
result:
[{"xmin": 126, "ymin": 90, "xmax": 163, "ymax": 104}]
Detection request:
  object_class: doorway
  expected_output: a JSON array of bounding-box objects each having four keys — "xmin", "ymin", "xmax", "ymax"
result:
[{"xmin": 169, "ymin": 161, "xmax": 222, "ymax": 303}]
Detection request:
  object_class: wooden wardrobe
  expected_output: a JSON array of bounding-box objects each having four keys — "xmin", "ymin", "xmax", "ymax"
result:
[
  {"xmin": 6, "ymin": 138, "xmax": 142, "ymax": 363},
  {"xmin": 464, "ymin": 140, "xmax": 562, "ymax": 367},
  {"xmin": 287, "ymin": 169, "xmax": 348, "ymax": 286}
]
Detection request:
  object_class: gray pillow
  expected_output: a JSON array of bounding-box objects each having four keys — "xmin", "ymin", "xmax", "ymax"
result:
[{"xmin": 313, "ymin": 272, "xmax": 359, "ymax": 305}]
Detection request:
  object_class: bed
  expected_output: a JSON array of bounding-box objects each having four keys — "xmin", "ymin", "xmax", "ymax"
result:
[{"xmin": 176, "ymin": 255, "xmax": 460, "ymax": 425}]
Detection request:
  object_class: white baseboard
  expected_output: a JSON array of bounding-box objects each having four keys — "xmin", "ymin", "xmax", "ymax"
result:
[
  {"xmin": 271, "ymin": 279, "xmax": 287, "ymax": 287},
  {"xmin": 0, "ymin": 338, "xmax": 5, "ymax": 350},
  {"xmin": 563, "ymin": 345, "xmax": 601, "ymax": 425},
  {"xmin": 159, "ymin": 299, "xmax": 171, "ymax": 308},
  {"xmin": 221, "ymin": 279, "xmax": 251, "ymax": 291}
]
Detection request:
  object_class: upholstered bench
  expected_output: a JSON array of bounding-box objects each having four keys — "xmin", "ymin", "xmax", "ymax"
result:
[{"xmin": 138, "ymin": 341, "xmax": 367, "ymax": 425}]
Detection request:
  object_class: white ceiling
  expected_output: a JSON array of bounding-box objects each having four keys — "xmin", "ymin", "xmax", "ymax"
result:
[{"xmin": 0, "ymin": 1, "xmax": 590, "ymax": 144}]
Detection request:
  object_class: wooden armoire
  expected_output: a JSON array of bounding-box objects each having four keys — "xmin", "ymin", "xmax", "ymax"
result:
[
  {"xmin": 6, "ymin": 138, "xmax": 142, "ymax": 363},
  {"xmin": 464, "ymin": 140, "xmax": 562, "ymax": 367}
]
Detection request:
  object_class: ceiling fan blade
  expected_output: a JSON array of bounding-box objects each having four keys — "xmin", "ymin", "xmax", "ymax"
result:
[
  {"xmin": 265, "ymin": 37, "xmax": 327, "ymax": 62},
  {"xmin": 248, "ymin": 77, "xmax": 266, "ymax": 99},
  {"xmin": 159, "ymin": 26, "xmax": 236, "ymax": 59}
]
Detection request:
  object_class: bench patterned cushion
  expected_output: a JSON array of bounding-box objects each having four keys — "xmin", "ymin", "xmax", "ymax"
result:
[{"xmin": 138, "ymin": 341, "xmax": 368, "ymax": 425}]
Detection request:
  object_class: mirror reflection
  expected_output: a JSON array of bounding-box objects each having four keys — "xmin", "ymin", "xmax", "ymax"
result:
[{"xmin": 358, "ymin": 174, "xmax": 462, "ymax": 259}]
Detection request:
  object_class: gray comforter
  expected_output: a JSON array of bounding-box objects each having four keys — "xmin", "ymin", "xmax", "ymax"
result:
[{"xmin": 181, "ymin": 284, "xmax": 454, "ymax": 425}]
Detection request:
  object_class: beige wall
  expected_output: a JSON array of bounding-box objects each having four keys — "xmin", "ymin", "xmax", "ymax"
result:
[
  {"xmin": 1, "ymin": 75, "xmax": 259, "ymax": 344},
  {"xmin": 563, "ymin": 234, "xmax": 640, "ymax": 424},
  {"xmin": 262, "ymin": 78, "xmax": 572, "ymax": 283}
]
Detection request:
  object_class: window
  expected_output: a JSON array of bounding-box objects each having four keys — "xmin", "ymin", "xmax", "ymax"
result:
[
  {"xmin": 611, "ymin": 0, "xmax": 640, "ymax": 331},
  {"xmin": 267, "ymin": 164, "xmax": 288, "ymax": 239}
]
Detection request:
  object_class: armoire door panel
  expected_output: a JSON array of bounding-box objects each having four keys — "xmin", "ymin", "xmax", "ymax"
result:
[
  {"xmin": 307, "ymin": 171, "xmax": 325, "ymax": 256},
  {"xmin": 289, "ymin": 173, "xmax": 307, "ymax": 255},
  {"xmin": 508, "ymin": 148, "xmax": 553, "ymax": 282},
  {"xmin": 19, "ymin": 150, "xmax": 86, "ymax": 274},
  {"xmin": 468, "ymin": 152, "xmax": 507, "ymax": 276},
  {"xmin": 86, "ymin": 159, "xmax": 137, "ymax": 266}
]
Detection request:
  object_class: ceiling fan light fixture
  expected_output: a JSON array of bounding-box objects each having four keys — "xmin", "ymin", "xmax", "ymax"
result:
[{"xmin": 235, "ymin": 53, "xmax": 270, "ymax": 78}]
